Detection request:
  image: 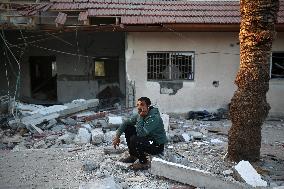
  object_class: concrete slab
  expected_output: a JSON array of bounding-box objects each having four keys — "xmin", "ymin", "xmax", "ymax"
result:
[
  {"xmin": 9, "ymin": 99, "xmax": 99, "ymax": 133},
  {"xmin": 151, "ymin": 157, "xmax": 250, "ymax": 189},
  {"xmin": 234, "ymin": 160, "xmax": 267, "ymax": 187}
]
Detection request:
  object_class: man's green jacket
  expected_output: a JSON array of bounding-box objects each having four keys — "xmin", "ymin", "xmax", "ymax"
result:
[{"xmin": 116, "ymin": 107, "xmax": 167, "ymax": 145}]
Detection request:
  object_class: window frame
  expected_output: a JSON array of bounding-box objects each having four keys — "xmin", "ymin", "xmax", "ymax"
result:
[
  {"xmin": 93, "ymin": 57, "xmax": 119, "ymax": 81},
  {"xmin": 270, "ymin": 51, "xmax": 284, "ymax": 80},
  {"xmin": 147, "ymin": 51, "xmax": 195, "ymax": 81}
]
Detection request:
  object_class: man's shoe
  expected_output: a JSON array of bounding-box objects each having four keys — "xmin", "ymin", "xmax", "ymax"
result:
[
  {"xmin": 120, "ymin": 156, "xmax": 137, "ymax": 163},
  {"xmin": 129, "ymin": 161, "xmax": 150, "ymax": 170}
]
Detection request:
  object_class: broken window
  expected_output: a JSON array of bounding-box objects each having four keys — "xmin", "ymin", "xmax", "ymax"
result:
[
  {"xmin": 93, "ymin": 57, "xmax": 119, "ymax": 81},
  {"xmin": 271, "ymin": 52, "xmax": 284, "ymax": 79},
  {"xmin": 147, "ymin": 52, "xmax": 194, "ymax": 81}
]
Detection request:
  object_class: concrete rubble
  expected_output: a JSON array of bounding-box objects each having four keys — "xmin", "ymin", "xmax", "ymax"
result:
[
  {"xmin": 234, "ymin": 160, "xmax": 267, "ymax": 187},
  {"xmin": 0, "ymin": 101, "xmax": 283, "ymax": 188}
]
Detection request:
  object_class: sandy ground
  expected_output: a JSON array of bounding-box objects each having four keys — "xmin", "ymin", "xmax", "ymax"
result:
[{"xmin": 0, "ymin": 119, "xmax": 283, "ymax": 189}]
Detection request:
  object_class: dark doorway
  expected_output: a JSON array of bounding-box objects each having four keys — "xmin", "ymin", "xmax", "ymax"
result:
[
  {"xmin": 30, "ymin": 56, "xmax": 57, "ymax": 102},
  {"xmin": 94, "ymin": 57, "xmax": 124, "ymax": 108}
]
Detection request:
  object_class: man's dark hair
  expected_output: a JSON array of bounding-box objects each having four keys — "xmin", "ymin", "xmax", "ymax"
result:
[{"xmin": 138, "ymin": 97, "xmax": 151, "ymax": 106}]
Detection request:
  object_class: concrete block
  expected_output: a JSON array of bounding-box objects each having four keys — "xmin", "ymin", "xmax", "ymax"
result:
[
  {"xmin": 26, "ymin": 124, "xmax": 44, "ymax": 134},
  {"xmin": 91, "ymin": 128, "xmax": 104, "ymax": 145},
  {"xmin": 60, "ymin": 99, "xmax": 99, "ymax": 116},
  {"xmin": 234, "ymin": 160, "xmax": 267, "ymax": 187},
  {"xmin": 108, "ymin": 116, "xmax": 123, "ymax": 125},
  {"xmin": 161, "ymin": 113, "xmax": 170, "ymax": 134},
  {"xmin": 151, "ymin": 157, "xmax": 249, "ymax": 189},
  {"xmin": 22, "ymin": 113, "xmax": 60, "ymax": 127},
  {"xmin": 13, "ymin": 99, "xmax": 99, "ymax": 131},
  {"xmin": 74, "ymin": 128, "xmax": 91, "ymax": 144},
  {"xmin": 181, "ymin": 133, "xmax": 191, "ymax": 142}
]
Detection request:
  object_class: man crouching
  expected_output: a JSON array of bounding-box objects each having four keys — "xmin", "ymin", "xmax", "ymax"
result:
[{"xmin": 112, "ymin": 97, "xmax": 167, "ymax": 170}]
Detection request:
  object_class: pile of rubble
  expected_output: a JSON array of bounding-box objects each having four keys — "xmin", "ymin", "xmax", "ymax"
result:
[
  {"xmin": 0, "ymin": 98, "xmax": 129, "ymax": 151},
  {"xmin": 0, "ymin": 98, "xmax": 283, "ymax": 188}
]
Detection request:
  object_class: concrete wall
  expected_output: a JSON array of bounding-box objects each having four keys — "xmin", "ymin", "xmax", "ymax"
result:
[
  {"xmin": 268, "ymin": 32, "xmax": 284, "ymax": 116},
  {"xmin": 1, "ymin": 31, "xmax": 125, "ymax": 103},
  {"xmin": 125, "ymin": 32, "xmax": 284, "ymax": 116}
]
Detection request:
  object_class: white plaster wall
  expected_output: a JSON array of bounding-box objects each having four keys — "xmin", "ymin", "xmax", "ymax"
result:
[
  {"xmin": 268, "ymin": 32, "xmax": 284, "ymax": 116},
  {"xmin": 126, "ymin": 32, "xmax": 284, "ymax": 115}
]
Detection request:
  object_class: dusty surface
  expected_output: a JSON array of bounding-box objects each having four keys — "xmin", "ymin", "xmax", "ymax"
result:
[{"xmin": 0, "ymin": 119, "xmax": 283, "ymax": 189}]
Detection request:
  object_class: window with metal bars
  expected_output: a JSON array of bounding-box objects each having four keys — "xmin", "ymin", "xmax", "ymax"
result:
[
  {"xmin": 147, "ymin": 52, "xmax": 194, "ymax": 81},
  {"xmin": 271, "ymin": 52, "xmax": 284, "ymax": 79}
]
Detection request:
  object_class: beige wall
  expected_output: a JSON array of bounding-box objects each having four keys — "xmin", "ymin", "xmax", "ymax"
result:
[{"xmin": 126, "ymin": 32, "xmax": 284, "ymax": 116}]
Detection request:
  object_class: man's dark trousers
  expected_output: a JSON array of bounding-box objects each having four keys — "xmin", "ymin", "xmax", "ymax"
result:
[{"xmin": 124, "ymin": 124, "xmax": 164, "ymax": 164}]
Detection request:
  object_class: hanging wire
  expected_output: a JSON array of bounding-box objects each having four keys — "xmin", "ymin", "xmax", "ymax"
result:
[
  {"xmin": 74, "ymin": 22, "xmax": 80, "ymax": 71},
  {"xmin": 3, "ymin": 48, "xmax": 10, "ymax": 100},
  {"xmin": 0, "ymin": 29, "xmax": 21, "ymax": 117},
  {"xmin": 46, "ymin": 32, "xmax": 74, "ymax": 46}
]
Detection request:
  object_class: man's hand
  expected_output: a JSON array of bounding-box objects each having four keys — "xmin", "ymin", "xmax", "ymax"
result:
[{"xmin": 112, "ymin": 136, "xmax": 120, "ymax": 149}]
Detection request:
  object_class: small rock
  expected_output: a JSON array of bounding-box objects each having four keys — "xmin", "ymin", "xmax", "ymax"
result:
[
  {"xmin": 82, "ymin": 123, "xmax": 92, "ymax": 132},
  {"xmin": 91, "ymin": 128, "xmax": 104, "ymax": 145},
  {"xmin": 82, "ymin": 160, "xmax": 99, "ymax": 172},
  {"xmin": 223, "ymin": 169, "xmax": 233, "ymax": 176},
  {"xmin": 74, "ymin": 128, "xmax": 91, "ymax": 144},
  {"xmin": 188, "ymin": 131, "xmax": 203, "ymax": 140},
  {"xmin": 33, "ymin": 140, "xmax": 46, "ymax": 149},
  {"xmin": 57, "ymin": 132, "xmax": 75, "ymax": 144}
]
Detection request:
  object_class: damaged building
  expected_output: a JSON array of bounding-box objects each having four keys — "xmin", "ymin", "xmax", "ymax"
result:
[{"xmin": 1, "ymin": 0, "xmax": 284, "ymax": 116}]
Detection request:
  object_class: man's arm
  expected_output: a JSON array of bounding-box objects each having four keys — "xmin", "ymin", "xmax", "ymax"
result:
[
  {"xmin": 113, "ymin": 114, "xmax": 138, "ymax": 149},
  {"xmin": 116, "ymin": 114, "xmax": 138, "ymax": 137}
]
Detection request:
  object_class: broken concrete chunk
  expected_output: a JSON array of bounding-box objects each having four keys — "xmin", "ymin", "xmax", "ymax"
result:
[
  {"xmin": 151, "ymin": 157, "xmax": 247, "ymax": 189},
  {"xmin": 91, "ymin": 128, "xmax": 104, "ymax": 145},
  {"xmin": 22, "ymin": 113, "xmax": 60, "ymax": 130},
  {"xmin": 74, "ymin": 128, "xmax": 91, "ymax": 144},
  {"xmin": 161, "ymin": 113, "xmax": 170, "ymax": 134},
  {"xmin": 181, "ymin": 133, "xmax": 191, "ymax": 142},
  {"xmin": 79, "ymin": 177, "xmax": 122, "ymax": 189},
  {"xmin": 103, "ymin": 130, "xmax": 117, "ymax": 144},
  {"xmin": 82, "ymin": 160, "xmax": 99, "ymax": 172},
  {"xmin": 234, "ymin": 160, "xmax": 267, "ymax": 187},
  {"xmin": 57, "ymin": 132, "xmax": 75, "ymax": 144},
  {"xmin": 82, "ymin": 123, "xmax": 92, "ymax": 132},
  {"xmin": 8, "ymin": 118, "xmax": 26, "ymax": 130},
  {"xmin": 31, "ymin": 105, "xmax": 68, "ymax": 115},
  {"xmin": 188, "ymin": 131, "xmax": 204, "ymax": 140},
  {"xmin": 33, "ymin": 140, "xmax": 46, "ymax": 149},
  {"xmin": 59, "ymin": 99, "xmax": 99, "ymax": 117},
  {"xmin": 210, "ymin": 139, "xmax": 223, "ymax": 144},
  {"xmin": 60, "ymin": 117, "xmax": 77, "ymax": 126},
  {"xmin": 223, "ymin": 169, "xmax": 234, "ymax": 176},
  {"xmin": 26, "ymin": 124, "xmax": 44, "ymax": 134},
  {"xmin": 108, "ymin": 116, "xmax": 123, "ymax": 125},
  {"xmin": 51, "ymin": 124, "xmax": 65, "ymax": 132},
  {"xmin": 91, "ymin": 119, "xmax": 108, "ymax": 128},
  {"xmin": 43, "ymin": 118, "xmax": 57, "ymax": 130}
]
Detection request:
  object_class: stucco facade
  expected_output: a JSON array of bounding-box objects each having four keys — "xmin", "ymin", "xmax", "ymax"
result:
[{"xmin": 125, "ymin": 32, "xmax": 284, "ymax": 116}]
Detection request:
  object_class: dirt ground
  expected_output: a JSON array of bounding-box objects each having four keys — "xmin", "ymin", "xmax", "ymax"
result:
[{"xmin": 0, "ymin": 119, "xmax": 283, "ymax": 189}]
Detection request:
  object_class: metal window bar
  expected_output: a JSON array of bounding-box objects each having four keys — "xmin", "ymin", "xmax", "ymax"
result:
[{"xmin": 147, "ymin": 52, "xmax": 193, "ymax": 81}]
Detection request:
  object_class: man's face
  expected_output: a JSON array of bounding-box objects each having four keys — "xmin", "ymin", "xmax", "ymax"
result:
[{"xmin": 137, "ymin": 100, "xmax": 149, "ymax": 117}]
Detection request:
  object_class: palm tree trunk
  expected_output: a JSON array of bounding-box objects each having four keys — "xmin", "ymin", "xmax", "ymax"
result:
[{"xmin": 228, "ymin": 0, "xmax": 279, "ymax": 162}]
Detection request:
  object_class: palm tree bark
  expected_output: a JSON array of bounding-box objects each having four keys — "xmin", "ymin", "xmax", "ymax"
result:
[{"xmin": 228, "ymin": 0, "xmax": 279, "ymax": 162}]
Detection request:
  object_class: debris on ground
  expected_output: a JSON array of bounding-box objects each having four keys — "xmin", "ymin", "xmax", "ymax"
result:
[{"xmin": 0, "ymin": 99, "xmax": 283, "ymax": 188}]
